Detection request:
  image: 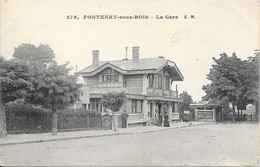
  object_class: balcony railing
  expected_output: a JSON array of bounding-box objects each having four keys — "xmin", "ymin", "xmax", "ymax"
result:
[
  {"xmin": 99, "ymin": 82, "xmax": 124, "ymax": 87},
  {"xmin": 147, "ymin": 87, "xmax": 178, "ymax": 98}
]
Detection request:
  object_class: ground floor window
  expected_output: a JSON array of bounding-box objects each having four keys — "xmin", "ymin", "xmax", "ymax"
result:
[
  {"xmin": 90, "ymin": 98, "xmax": 99, "ymax": 111},
  {"xmin": 132, "ymin": 99, "xmax": 143, "ymax": 113}
]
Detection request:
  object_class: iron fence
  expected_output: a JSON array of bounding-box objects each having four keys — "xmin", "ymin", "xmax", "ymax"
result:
[
  {"xmin": 7, "ymin": 115, "xmax": 112, "ymax": 134},
  {"xmin": 6, "ymin": 116, "xmax": 52, "ymax": 134}
]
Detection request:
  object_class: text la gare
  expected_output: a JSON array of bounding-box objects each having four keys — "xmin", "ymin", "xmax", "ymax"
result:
[{"xmin": 156, "ymin": 15, "xmax": 196, "ymax": 19}]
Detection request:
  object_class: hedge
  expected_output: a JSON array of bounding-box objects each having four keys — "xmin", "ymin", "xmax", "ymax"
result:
[
  {"xmin": 6, "ymin": 100, "xmax": 51, "ymax": 117},
  {"xmin": 57, "ymin": 108, "xmax": 102, "ymax": 118},
  {"xmin": 6, "ymin": 100, "xmax": 102, "ymax": 118}
]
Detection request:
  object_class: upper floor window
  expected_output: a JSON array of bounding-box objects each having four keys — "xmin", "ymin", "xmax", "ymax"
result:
[
  {"xmin": 165, "ymin": 77, "xmax": 170, "ymax": 90},
  {"xmin": 148, "ymin": 74, "xmax": 154, "ymax": 88},
  {"xmin": 158, "ymin": 75, "xmax": 162, "ymax": 89}
]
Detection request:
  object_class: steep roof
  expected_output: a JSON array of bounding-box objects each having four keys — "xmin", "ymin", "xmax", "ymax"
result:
[{"xmin": 78, "ymin": 57, "xmax": 184, "ymax": 81}]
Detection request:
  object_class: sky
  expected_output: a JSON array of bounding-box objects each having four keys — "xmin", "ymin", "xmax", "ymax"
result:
[{"xmin": 1, "ymin": 0, "xmax": 259, "ymax": 102}]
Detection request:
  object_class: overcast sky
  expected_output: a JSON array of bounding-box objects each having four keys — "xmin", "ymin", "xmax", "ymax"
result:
[{"xmin": 1, "ymin": 0, "xmax": 259, "ymax": 102}]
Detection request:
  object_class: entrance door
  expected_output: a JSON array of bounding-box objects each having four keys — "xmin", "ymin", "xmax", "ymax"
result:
[{"xmin": 158, "ymin": 103, "xmax": 162, "ymax": 125}]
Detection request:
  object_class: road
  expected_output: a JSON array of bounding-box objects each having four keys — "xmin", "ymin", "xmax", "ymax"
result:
[{"xmin": 0, "ymin": 123, "xmax": 259, "ymax": 166}]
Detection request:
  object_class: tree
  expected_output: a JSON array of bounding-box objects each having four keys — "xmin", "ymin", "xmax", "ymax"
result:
[
  {"xmin": 12, "ymin": 44, "xmax": 81, "ymax": 135},
  {"xmin": 100, "ymin": 91, "xmax": 126, "ymax": 132},
  {"xmin": 13, "ymin": 43, "xmax": 55, "ymax": 73},
  {"xmin": 202, "ymin": 53, "xmax": 248, "ymax": 122},
  {"xmin": 28, "ymin": 63, "xmax": 81, "ymax": 135},
  {"xmin": 244, "ymin": 52, "xmax": 259, "ymax": 121},
  {"xmin": 0, "ymin": 57, "xmax": 33, "ymax": 137},
  {"xmin": 178, "ymin": 91, "xmax": 193, "ymax": 112}
]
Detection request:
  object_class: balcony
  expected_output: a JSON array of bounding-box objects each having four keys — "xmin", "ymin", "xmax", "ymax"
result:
[{"xmin": 147, "ymin": 87, "xmax": 178, "ymax": 98}]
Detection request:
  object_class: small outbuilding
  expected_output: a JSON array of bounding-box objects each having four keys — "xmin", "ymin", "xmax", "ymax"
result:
[{"xmin": 190, "ymin": 102, "xmax": 216, "ymax": 122}]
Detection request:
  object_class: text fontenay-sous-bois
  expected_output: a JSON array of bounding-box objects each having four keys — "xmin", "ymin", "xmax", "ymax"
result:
[{"xmin": 66, "ymin": 15, "xmax": 196, "ymax": 20}]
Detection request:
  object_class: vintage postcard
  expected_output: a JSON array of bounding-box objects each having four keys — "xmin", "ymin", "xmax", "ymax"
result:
[{"xmin": 0, "ymin": 0, "xmax": 259, "ymax": 166}]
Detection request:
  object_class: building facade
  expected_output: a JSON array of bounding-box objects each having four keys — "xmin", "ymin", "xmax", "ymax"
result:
[{"xmin": 77, "ymin": 47, "xmax": 184, "ymax": 126}]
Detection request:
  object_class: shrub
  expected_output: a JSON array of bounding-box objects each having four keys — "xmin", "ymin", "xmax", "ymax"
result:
[
  {"xmin": 57, "ymin": 108, "xmax": 102, "ymax": 118},
  {"xmin": 6, "ymin": 99, "xmax": 51, "ymax": 117}
]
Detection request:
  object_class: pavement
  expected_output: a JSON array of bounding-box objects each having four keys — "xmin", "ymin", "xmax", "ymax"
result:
[{"xmin": 0, "ymin": 121, "xmax": 211, "ymax": 146}]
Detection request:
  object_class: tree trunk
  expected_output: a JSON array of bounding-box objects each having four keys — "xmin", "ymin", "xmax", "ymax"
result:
[
  {"xmin": 217, "ymin": 110, "xmax": 221, "ymax": 122},
  {"xmin": 52, "ymin": 110, "xmax": 57, "ymax": 135},
  {"xmin": 232, "ymin": 103, "xmax": 235, "ymax": 123},
  {"xmin": 111, "ymin": 112, "xmax": 117, "ymax": 132},
  {"xmin": 238, "ymin": 109, "xmax": 240, "ymax": 121},
  {"xmin": 0, "ymin": 104, "xmax": 7, "ymax": 138}
]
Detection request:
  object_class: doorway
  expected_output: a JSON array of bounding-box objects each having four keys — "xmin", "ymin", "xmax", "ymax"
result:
[{"xmin": 158, "ymin": 103, "xmax": 162, "ymax": 125}]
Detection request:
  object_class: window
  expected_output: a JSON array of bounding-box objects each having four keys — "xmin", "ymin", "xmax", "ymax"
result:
[
  {"xmin": 102, "ymin": 75, "xmax": 107, "ymax": 82},
  {"xmin": 148, "ymin": 75, "xmax": 154, "ymax": 88},
  {"xmin": 102, "ymin": 74, "xmax": 119, "ymax": 82},
  {"xmin": 90, "ymin": 99, "xmax": 99, "ymax": 111},
  {"xmin": 101, "ymin": 68, "xmax": 120, "ymax": 83},
  {"xmin": 158, "ymin": 75, "xmax": 162, "ymax": 89},
  {"xmin": 132, "ymin": 100, "xmax": 137, "ymax": 113},
  {"xmin": 132, "ymin": 100, "xmax": 143, "ymax": 113},
  {"xmin": 165, "ymin": 77, "xmax": 170, "ymax": 90},
  {"xmin": 139, "ymin": 101, "xmax": 143, "ymax": 113},
  {"xmin": 106, "ymin": 75, "xmax": 111, "ymax": 82}
]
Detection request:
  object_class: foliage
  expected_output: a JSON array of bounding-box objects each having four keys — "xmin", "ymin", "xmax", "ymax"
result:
[
  {"xmin": 202, "ymin": 52, "xmax": 260, "ymax": 121},
  {"xmin": 13, "ymin": 43, "xmax": 55, "ymax": 74},
  {"xmin": 202, "ymin": 53, "xmax": 248, "ymax": 107},
  {"xmin": 0, "ymin": 56, "xmax": 33, "ymax": 104},
  {"xmin": 11, "ymin": 43, "xmax": 82, "ymax": 134},
  {"xmin": 27, "ymin": 63, "xmax": 82, "ymax": 111},
  {"xmin": 100, "ymin": 91, "xmax": 126, "ymax": 112},
  {"xmin": 244, "ymin": 53, "xmax": 259, "ymax": 102},
  {"xmin": 178, "ymin": 91, "xmax": 193, "ymax": 112},
  {"xmin": 5, "ymin": 99, "xmax": 51, "ymax": 117},
  {"xmin": 13, "ymin": 44, "xmax": 82, "ymax": 112}
]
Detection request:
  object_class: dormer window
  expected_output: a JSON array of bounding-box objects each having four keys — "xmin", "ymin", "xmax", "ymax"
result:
[{"xmin": 102, "ymin": 68, "xmax": 119, "ymax": 83}]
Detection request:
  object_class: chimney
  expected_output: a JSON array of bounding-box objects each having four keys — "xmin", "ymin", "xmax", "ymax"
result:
[
  {"xmin": 132, "ymin": 46, "xmax": 139, "ymax": 63},
  {"xmin": 123, "ymin": 47, "xmax": 128, "ymax": 60},
  {"xmin": 92, "ymin": 50, "xmax": 99, "ymax": 67}
]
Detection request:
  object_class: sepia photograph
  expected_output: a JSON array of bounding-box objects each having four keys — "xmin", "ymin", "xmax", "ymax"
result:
[{"xmin": 0, "ymin": 0, "xmax": 259, "ymax": 166}]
